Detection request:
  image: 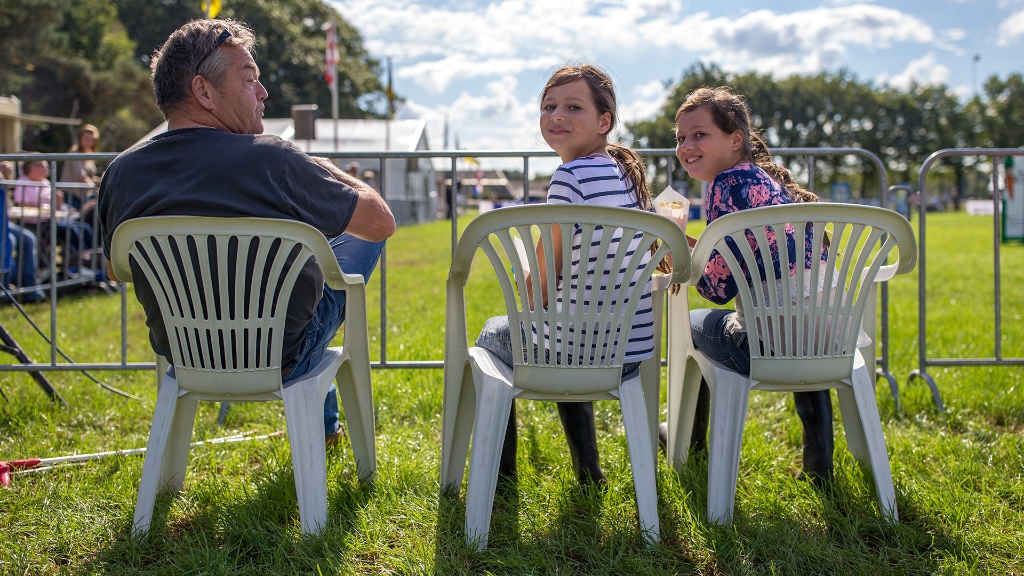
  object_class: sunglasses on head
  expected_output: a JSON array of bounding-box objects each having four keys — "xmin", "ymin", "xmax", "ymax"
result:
[{"xmin": 194, "ymin": 28, "xmax": 233, "ymax": 76}]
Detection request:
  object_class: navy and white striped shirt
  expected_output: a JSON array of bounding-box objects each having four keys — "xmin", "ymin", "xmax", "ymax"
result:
[{"xmin": 545, "ymin": 154, "xmax": 655, "ymax": 363}]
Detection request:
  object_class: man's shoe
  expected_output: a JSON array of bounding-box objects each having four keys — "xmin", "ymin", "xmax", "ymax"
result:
[
  {"xmin": 325, "ymin": 426, "xmax": 345, "ymax": 449},
  {"xmin": 658, "ymin": 421, "xmax": 668, "ymax": 452}
]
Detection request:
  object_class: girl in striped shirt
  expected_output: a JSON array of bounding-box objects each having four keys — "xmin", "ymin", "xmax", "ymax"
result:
[{"xmin": 475, "ymin": 64, "xmax": 655, "ymax": 487}]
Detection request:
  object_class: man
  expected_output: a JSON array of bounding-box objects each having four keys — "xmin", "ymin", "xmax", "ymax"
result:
[{"xmin": 98, "ymin": 19, "xmax": 395, "ymax": 444}]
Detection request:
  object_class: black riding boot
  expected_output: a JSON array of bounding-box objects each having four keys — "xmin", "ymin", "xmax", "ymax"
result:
[
  {"xmin": 658, "ymin": 378, "xmax": 711, "ymax": 454},
  {"xmin": 558, "ymin": 401, "xmax": 607, "ymax": 486},
  {"xmin": 497, "ymin": 401, "xmax": 518, "ymax": 486},
  {"xmin": 793, "ymin": 390, "xmax": 834, "ymax": 486},
  {"xmin": 690, "ymin": 379, "xmax": 711, "ymax": 453}
]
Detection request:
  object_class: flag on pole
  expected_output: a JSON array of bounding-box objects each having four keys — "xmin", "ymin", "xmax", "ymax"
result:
[
  {"xmin": 201, "ymin": 0, "xmax": 221, "ymax": 18},
  {"xmin": 385, "ymin": 56, "xmax": 395, "ymax": 119},
  {"xmin": 325, "ymin": 19, "xmax": 339, "ymax": 87}
]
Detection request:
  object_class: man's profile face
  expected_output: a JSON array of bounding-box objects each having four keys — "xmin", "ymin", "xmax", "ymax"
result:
[{"xmin": 206, "ymin": 45, "xmax": 267, "ymax": 135}]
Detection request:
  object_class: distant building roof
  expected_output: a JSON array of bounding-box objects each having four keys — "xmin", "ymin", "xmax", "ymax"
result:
[{"xmin": 136, "ymin": 118, "xmax": 428, "ymax": 152}]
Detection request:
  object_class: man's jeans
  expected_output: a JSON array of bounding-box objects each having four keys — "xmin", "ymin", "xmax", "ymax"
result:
[{"xmin": 282, "ymin": 234, "xmax": 385, "ymax": 437}]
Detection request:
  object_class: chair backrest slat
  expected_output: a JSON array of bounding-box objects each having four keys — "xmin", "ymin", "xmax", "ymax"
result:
[{"xmin": 689, "ymin": 204, "xmax": 916, "ymax": 386}]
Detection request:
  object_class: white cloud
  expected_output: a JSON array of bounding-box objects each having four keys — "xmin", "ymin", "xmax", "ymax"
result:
[
  {"xmin": 876, "ymin": 52, "xmax": 951, "ymax": 90},
  {"xmin": 943, "ymin": 28, "xmax": 967, "ymax": 41},
  {"xmin": 951, "ymin": 83, "xmax": 972, "ymax": 100},
  {"xmin": 652, "ymin": 5, "xmax": 941, "ymax": 77},
  {"xmin": 998, "ymin": 9, "xmax": 1024, "ymax": 45},
  {"xmin": 336, "ymin": 1, "xmax": 950, "ymax": 88},
  {"xmin": 398, "ymin": 75, "xmax": 543, "ymax": 152},
  {"xmin": 619, "ymin": 80, "xmax": 670, "ymax": 126},
  {"xmin": 332, "ymin": 0, "xmax": 965, "ymax": 163},
  {"xmin": 397, "ymin": 54, "xmax": 560, "ymax": 93}
]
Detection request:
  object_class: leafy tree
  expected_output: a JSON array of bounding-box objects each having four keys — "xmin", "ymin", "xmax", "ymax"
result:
[
  {"xmin": 978, "ymin": 73, "xmax": 1024, "ymax": 148},
  {"xmin": 629, "ymin": 63, "xmax": 986, "ymax": 202},
  {"xmin": 2, "ymin": 0, "xmax": 161, "ymax": 152},
  {"xmin": 114, "ymin": 0, "xmax": 387, "ymax": 119}
]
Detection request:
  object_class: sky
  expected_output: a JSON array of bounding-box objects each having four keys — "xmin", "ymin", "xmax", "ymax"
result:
[{"xmin": 331, "ymin": 0, "xmax": 1024, "ymax": 171}]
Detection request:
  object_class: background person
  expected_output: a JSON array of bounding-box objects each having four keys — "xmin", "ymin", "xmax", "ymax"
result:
[
  {"xmin": 60, "ymin": 124, "xmax": 102, "ymax": 213},
  {"xmin": 0, "ymin": 161, "xmax": 46, "ymax": 302},
  {"xmin": 13, "ymin": 158, "xmax": 93, "ymax": 278}
]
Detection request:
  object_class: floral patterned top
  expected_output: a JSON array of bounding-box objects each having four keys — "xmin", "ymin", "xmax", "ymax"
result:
[{"xmin": 696, "ymin": 163, "xmax": 826, "ymax": 307}]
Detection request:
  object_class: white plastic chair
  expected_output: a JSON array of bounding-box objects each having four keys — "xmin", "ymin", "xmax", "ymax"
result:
[
  {"xmin": 112, "ymin": 216, "xmax": 376, "ymax": 536},
  {"xmin": 440, "ymin": 205, "xmax": 690, "ymax": 549},
  {"xmin": 664, "ymin": 203, "xmax": 917, "ymax": 524}
]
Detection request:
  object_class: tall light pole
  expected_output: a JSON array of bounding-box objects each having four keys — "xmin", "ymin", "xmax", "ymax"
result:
[{"xmin": 973, "ymin": 54, "xmax": 981, "ymax": 97}]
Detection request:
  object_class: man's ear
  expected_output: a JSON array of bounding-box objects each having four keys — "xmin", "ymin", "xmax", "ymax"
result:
[{"xmin": 191, "ymin": 75, "xmax": 217, "ymax": 111}]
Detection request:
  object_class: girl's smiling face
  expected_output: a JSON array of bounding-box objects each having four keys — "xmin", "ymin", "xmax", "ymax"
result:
[
  {"xmin": 675, "ymin": 105, "xmax": 745, "ymax": 183},
  {"xmin": 540, "ymin": 79, "xmax": 611, "ymax": 163}
]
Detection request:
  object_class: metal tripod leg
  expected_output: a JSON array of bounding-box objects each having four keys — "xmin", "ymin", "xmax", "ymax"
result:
[{"xmin": 0, "ymin": 322, "xmax": 66, "ymax": 406}]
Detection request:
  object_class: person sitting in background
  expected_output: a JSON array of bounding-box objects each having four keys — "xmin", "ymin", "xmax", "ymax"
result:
[
  {"xmin": 0, "ymin": 161, "xmax": 46, "ymax": 302},
  {"xmin": 361, "ymin": 169, "xmax": 377, "ymax": 191},
  {"xmin": 12, "ymin": 158, "xmax": 94, "ymax": 277}
]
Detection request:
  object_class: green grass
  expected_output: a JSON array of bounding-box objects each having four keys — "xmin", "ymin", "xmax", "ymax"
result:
[{"xmin": 1, "ymin": 212, "xmax": 1024, "ymax": 574}]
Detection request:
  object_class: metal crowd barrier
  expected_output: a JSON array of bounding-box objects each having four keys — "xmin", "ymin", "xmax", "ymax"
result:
[
  {"xmin": 0, "ymin": 149, "xmax": 900, "ymax": 405},
  {"xmin": 0, "ymin": 152, "xmax": 115, "ymax": 382},
  {"xmin": 908, "ymin": 149, "xmax": 1024, "ymax": 411}
]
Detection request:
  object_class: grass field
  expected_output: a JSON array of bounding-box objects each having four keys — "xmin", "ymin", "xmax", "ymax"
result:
[{"xmin": 1, "ymin": 211, "xmax": 1023, "ymax": 574}]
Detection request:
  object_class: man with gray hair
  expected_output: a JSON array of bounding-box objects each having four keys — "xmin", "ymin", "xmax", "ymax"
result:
[{"xmin": 98, "ymin": 19, "xmax": 395, "ymax": 445}]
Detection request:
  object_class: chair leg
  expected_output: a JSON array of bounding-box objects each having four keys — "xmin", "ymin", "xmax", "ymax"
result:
[
  {"xmin": 441, "ymin": 361, "xmax": 477, "ymax": 492},
  {"xmin": 335, "ymin": 356, "xmax": 377, "ymax": 481},
  {"xmin": 160, "ymin": 397, "xmax": 198, "ymax": 493},
  {"xmin": 464, "ymin": 372, "xmax": 515, "ymax": 551},
  {"xmin": 639, "ymin": 357, "xmax": 661, "ymax": 472},
  {"xmin": 155, "ymin": 354, "xmax": 169, "ymax": 391},
  {"xmin": 619, "ymin": 377, "xmax": 660, "ymax": 544},
  {"xmin": 838, "ymin": 358, "xmax": 898, "ymax": 522},
  {"xmin": 282, "ymin": 375, "xmax": 334, "ymax": 535},
  {"xmin": 668, "ymin": 357, "xmax": 705, "ymax": 471},
  {"xmin": 706, "ymin": 368, "xmax": 750, "ymax": 525},
  {"xmin": 133, "ymin": 377, "xmax": 188, "ymax": 537}
]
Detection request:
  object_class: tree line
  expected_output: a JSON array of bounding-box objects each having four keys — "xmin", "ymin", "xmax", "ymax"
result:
[
  {"xmin": 629, "ymin": 63, "xmax": 1024, "ymax": 202},
  {"xmin": 1, "ymin": 0, "xmax": 386, "ymax": 153}
]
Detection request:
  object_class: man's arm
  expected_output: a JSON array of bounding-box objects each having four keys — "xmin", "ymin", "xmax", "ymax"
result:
[{"xmin": 311, "ymin": 157, "xmax": 395, "ymax": 242}]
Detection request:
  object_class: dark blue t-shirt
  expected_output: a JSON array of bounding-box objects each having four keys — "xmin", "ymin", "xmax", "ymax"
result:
[{"xmin": 99, "ymin": 127, "xmax": 360, "ymax": 364}]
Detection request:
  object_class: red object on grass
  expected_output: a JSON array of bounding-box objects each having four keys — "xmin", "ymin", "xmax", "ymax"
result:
[{"xmin": 0, "ymin": 459, "xmax": 43, "ymax": 487}]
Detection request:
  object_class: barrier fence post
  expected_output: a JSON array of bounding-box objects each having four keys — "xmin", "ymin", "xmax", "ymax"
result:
[{"xmin": 909, "ymin": 148, "xmax": 1024, "ymax": 412}]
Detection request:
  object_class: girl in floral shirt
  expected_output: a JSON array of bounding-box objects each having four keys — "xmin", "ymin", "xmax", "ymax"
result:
[{"xmin": 667, "ymin": 87, "xmax": 835, "ymax": 486}]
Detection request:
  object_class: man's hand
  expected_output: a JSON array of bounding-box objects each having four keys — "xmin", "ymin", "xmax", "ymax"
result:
[
  {"xmin": 106, "ymin": 260, "xmax": 120, "ymax": 283},
  {"xmin": 311, "ymin": 156, "xmax": 396, "ymax": 242}
]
